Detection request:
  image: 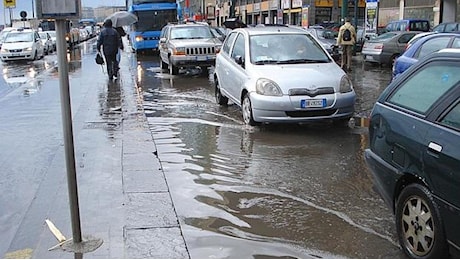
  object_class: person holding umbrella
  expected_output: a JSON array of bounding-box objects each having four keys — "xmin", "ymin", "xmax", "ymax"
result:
[{"xmin": 97, "ymin": 19, "xmax": 123, "ymax": 80}]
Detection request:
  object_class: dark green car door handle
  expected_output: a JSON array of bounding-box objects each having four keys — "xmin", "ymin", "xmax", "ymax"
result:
[{"xmin": 428, "ymin": 142, "xmax": 442, "ymax": 153}]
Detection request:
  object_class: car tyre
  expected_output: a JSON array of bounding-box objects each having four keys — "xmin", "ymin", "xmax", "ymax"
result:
[
  {"xmin": 333, "ymin": 117, "xmax": 351, "ymax": 128},
  {"xmin": 242, "ymin": 93, "xmax": 258, "ymax": 126},
  {"xmin": 200, "ymin": 66, "xmax": 209, "ymax": 76},
  {"xmin": 215, "ymin": 81, "xmax": 228, "ymax": 106},
  {"xmin": 169, "ymin": 58, "xmax": 179, "ymax": 75},
  {"xmin": 395, "ymin": 183, "xmax": 448, "ymax": 258}
]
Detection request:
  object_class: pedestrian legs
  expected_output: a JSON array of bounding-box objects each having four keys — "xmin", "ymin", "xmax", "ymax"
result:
[
  {"xmin": 341, "ymin": 45, "xmax": 353, "ymax": 71},
  {"xmin": 104, "ymin": 53, "xmax": 118, "ymax": 80}
]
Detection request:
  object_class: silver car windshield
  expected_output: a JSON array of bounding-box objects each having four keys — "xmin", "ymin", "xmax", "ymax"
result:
[{"xmin": 250, "ymin": 34, "xmax": 331, "ymax": 65}]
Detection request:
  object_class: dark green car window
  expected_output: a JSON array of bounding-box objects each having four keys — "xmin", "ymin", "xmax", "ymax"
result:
[
  {"xmin": 441, "ymin": 101, "xmax": 460, "ymax": 130},
  {"xmin": 388, "ymin": 62, "xmax": 460, "ymax": 114}
]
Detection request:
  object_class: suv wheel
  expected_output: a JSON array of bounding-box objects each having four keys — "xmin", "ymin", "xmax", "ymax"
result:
[
  {"xmin": 215, "ymin": 81, "xmax": 228, "ymax": 106},
  {"xmin": 395, "ymin": 183, "xmax": 448, "ymax": 258}
]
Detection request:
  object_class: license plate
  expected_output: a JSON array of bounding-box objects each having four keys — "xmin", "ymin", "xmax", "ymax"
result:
[
  {"xmin": 365, "ymin": 55, "xmax": 374, "ymax": 61},
  {"xmin": 196, "ymin": 56, "xmax": 207, "ymax": 61},
  {"xmin": 301, "ymin": 99, "xmax": 326, "ymax": 108}
]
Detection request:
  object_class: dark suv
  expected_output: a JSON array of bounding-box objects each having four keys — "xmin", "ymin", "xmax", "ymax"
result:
[
  {"xmin": 159, "ymin": 22, "xmax": 222, "ymax": 75},
  {"xmin": 364, "ymin": 49, "xmax": 460, "ymax": 258}
]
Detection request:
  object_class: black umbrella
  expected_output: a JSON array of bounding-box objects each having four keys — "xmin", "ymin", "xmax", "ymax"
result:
[{"xmin": 223, "ymin": 18, "xmax": 247, "ymax": 29}]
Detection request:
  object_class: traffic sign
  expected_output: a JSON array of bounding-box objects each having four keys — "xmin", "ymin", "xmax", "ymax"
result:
[{"xmin": 4, "ymin": 0, "xmax": 16, "ymax": 8}]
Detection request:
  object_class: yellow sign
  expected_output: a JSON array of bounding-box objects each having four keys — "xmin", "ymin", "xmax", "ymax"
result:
[{"xmin": 4, "ymin": 0, "xmax": 16, "ymax": 8}]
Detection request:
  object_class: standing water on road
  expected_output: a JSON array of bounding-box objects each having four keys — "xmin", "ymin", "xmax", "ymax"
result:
[{"xmin": 135, "ymin": 56, "xmax": 403, "ymax": 258}]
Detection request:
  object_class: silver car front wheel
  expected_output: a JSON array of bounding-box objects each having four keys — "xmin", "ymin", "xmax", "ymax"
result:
[{"xmin": 242, "ymin": 93, "xmax": 257, "ymax": 126}]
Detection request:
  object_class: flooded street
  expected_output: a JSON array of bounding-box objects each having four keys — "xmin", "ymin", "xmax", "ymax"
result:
[
  {"xmin": 135, "ymin": 55, "xmax": 404, "ymax": 258},
  {"xmin": 0, "ymin": 41, "xmax": 402, "ymax": 257}
]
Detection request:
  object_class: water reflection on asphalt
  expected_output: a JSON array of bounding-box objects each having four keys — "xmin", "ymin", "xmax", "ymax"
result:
[{"xmin": 138, "ymin": 56, "xmax": 404, "ymax": 258}]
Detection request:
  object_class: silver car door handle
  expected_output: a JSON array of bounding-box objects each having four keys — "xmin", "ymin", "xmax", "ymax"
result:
[{"xmin": 428, "ymin": 142, "xmax": 443, "ymax": 153}]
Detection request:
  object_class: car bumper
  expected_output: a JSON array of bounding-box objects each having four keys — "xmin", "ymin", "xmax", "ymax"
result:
[
  {"xmin": 250, "ymin": 91, "xmax": 356, "ymax": 123},
  {"xmin": 1, "ymin": 51, "xmax": 34, "ymax": 61},
  {"xmin": 171, "ymin": 55, "xmax": 216, "ymax": 67},
  {"xmin": 362, "ymin": 52, "xmax": 391, "ymax": 64}
]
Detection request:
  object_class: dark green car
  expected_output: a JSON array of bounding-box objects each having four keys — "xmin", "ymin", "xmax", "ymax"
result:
[{"xmin": 364, "ymin": 49, "xmax": 460, "ymax": 258}]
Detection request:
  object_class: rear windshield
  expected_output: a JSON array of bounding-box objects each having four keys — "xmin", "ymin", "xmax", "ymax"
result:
[{"xmin": 386, "ymin": 20, "xmax": 430, "ymax": 32}]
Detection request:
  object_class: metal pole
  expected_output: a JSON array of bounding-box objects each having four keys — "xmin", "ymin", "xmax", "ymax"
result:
[
  {"xmin": 55, "ymin": 19, "xmax": 82, "ymax": 244},
  {"xmin": 32, "ymin": 0, "xmax": 35, "ymax": 18},
  {"xmin": 9, "ymin": 8, "xmax": 12, "ymax": 27},
  {"xmin": 341, "ymin": 0, "xmax": 347, "ymax": 22},
  {"xmin": 353, "ymin": 0, "xmax": 358, "ymax": 27}
]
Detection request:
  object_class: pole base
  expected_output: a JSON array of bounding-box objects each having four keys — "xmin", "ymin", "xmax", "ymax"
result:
[{"xmin": 60, "ymin": 235, "xmax": 103, "ymax": 254}]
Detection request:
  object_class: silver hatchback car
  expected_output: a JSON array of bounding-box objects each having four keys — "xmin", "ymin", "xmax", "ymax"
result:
[{"xmin": 214, "ymin": 26, "xmax": 356, "ymax": 126}]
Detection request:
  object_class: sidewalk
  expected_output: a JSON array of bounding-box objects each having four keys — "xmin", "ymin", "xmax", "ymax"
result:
[{"xmin": 27, "ymin": 46, "xmax": 189, "ymax": 258}]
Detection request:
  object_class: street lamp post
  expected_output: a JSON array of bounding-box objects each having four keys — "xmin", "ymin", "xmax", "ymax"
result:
[{"xmin": 341, "ymin": 0, "xmax": 347, "ymax": 22}]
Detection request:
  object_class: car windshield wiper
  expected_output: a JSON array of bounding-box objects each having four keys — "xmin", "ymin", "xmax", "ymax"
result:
[
  {"xmin": 172, "ymin": 37, "xmax": 190, "ymax": 40},
  {"xmin": 278, "ymin": 59, "xmax": 330, "ymax": 64},
  {"xmin": 254, "ymin": 59, "xmax": 280, "ymax": 65}
]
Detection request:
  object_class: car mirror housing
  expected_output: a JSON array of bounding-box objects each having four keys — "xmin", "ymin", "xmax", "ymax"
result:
[{"xmin": 234, "ymin": 55, "xmax": 244, "ymax": 67}]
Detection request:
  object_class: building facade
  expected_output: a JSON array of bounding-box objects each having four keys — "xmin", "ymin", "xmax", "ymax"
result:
[{"xmin": 178, "ymin": 0, "xmax": 459, "ymax": 28}]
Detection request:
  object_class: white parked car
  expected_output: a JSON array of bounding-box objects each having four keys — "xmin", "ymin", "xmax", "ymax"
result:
[
  {"xmin": 214, "ymin": 26, "xmax": 356, "ymax": 126},
  {"xmin": 38, "ymin": 31, "xmax": 53, "ymax": 54},
  {"xmin": 0, "ymin": 29, "xmax": 44, "ymax": 61},
  {"xmin": 44, "ymin": 30, "xmax": 56, "ymax": 51}
]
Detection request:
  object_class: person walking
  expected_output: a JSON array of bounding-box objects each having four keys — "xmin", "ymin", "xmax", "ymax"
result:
[
  {"xmin": 97, "ymin": 19, "xmax": 123, "ymax": 80},
  {"xmin": 337, "ymin": 17, "xmax": 356, "ymax": 72}
]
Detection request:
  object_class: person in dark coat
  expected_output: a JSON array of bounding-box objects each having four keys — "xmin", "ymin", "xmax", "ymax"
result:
[{"xmin": 97, "ymin": 19, "xmax": 123, "ymax": 80}]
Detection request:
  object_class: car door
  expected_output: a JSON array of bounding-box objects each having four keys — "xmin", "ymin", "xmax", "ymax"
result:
[
  {"xmin": 34, "ymin": 32, "xmax": 44, "ymax": 57},
  {"xmin": 424, "ymin": 92, "xmax": 460, "ymax": 248},
  {"xmin": 159, "ymin": 26, "xmax": 169, "ymax": 64},
  {"xmin": 227, "ymin": 33, "xmax": 246, "ymax": 106},
  {"xmin": 392, "ymin": 32, "xmax": 416, "ymax": 56},
  {"xmin": 216, "ymin": 32, "xmax": 237, "ymax": 101}
]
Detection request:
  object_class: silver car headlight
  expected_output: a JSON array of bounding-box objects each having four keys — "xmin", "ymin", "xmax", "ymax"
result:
[
  {"xmin": 256, "ymin": 78, "xmax": 282, "ymax": 96},
  {"xmin": 339, "ymin": 75, "xmax": 353, "ymax": 93}
]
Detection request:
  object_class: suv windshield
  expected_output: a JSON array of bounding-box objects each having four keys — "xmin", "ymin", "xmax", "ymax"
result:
[{"xmin": 170, "ymin": 26, "xmax": 213, "ymax": 39}]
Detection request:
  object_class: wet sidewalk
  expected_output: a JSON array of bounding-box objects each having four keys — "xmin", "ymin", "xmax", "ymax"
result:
[{"xmin": 15, "ymin": 46, "xmax": 189, "ymax": 258}]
